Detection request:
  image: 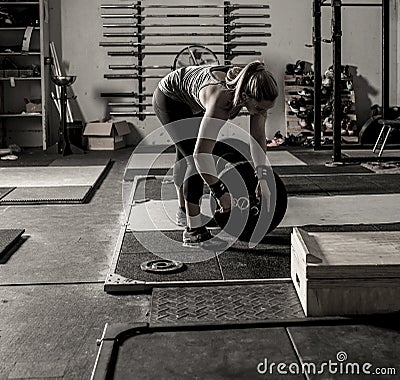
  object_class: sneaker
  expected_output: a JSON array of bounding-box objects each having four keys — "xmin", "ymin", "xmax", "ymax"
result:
[
  {"xmin": 183, "ymin": 226, "xmax": 213, "ymax": 247},
  {"xmin": 176, "ymin": 208, "xmax": 187, "ymax": 227}
]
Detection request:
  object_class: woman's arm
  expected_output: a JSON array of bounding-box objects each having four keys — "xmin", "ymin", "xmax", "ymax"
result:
[
  {"xmin": 193, "ymin": 88, "xmax": 230, "ymax": 186},
  {"xmin": 249, "ymin": 113, "xmax": 268, "ymax": 167}
]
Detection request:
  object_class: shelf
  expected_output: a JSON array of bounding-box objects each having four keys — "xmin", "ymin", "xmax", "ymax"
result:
[
  {"xmin": 0, "ymin": 2, "xmax": 39, "ymax": 5},
  {"xmin": 0, "ymin": 77, "xmax": 41, "ymax": 81},
  {"xmin": 0, "ymin": 27, "xmax": 40, "ymax": 31},
  {"xmin": 0, "ymin": 113, "xmax": 42, "ymax": 118},
  {"xmin": 0, "ymin": 52, "xmax": 40, "ymax": 56}
]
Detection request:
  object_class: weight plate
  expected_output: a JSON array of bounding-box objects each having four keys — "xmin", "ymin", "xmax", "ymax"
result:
[{"xmin": 140, "ymin": 259, "xmax": 185, "ymax": 274}]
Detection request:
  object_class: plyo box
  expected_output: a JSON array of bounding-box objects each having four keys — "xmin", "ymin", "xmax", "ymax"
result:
[
  {"xmin": 84, "ymin": 120, "xmax": 130, "ymax": 150},
  {"xmin": 291, "ymin": 227, "xmax": 400, "ymax": 317}
]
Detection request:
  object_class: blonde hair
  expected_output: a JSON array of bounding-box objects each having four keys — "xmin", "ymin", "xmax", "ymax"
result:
[{"xmin": 225, "ymin": 61, "xmax": 278, "ymax": 118}]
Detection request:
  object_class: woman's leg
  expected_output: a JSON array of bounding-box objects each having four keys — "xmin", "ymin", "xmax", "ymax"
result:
[{"xmin": 153, "ymin": 88, "xmax": 205, "ymax": 228}]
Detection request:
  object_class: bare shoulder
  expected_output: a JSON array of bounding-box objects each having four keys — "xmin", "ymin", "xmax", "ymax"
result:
[{"xmin": 199, "ymin": 85, "xmax": 232, "ymax": 112}]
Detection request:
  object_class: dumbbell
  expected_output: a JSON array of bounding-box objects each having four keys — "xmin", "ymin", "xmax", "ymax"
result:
[{"xmin": 212, "ymin": 159, "xmax": 287, "ymax": 242}]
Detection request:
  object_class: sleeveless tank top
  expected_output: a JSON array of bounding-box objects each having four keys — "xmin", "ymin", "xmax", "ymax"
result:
[{"xmin": 158, "ymin": 65, "xmax": 228, "ymax": 114}]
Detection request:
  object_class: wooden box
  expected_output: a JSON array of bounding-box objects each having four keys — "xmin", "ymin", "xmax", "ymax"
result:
[{"xmin": 291, "ymin": 227, "xmax": 400, "ymax": 317}]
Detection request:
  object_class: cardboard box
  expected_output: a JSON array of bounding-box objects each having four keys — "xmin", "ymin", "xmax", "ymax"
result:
[
  {"xmin": 25, "ymin": 99, "xmax": 42, "ymax": 113},
  {"xmin": 83, "ymin": 120, "xmax": 131, "ymax": 150},
  {"xmin": 291, "ymin": 227, "xmax": 400, "ymax": 316}
]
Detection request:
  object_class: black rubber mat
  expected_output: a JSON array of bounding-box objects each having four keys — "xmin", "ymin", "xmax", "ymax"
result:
[
  {"xmin": 274, "ymin": 164, "xmax": 373, "ymax": 175},
  {"xmin": 117, "ymin": 231, "xmax": 222, "ymax": 283},
  {"xmin": 150, "ymin": 283, "xmax": 304, "ymax": 324},
  {"xmin": 0, "ymin": 186, "xmax": 93, "ymax": 205},
  {"xmin": 117, "ymin": 229, "xmax": 292, "ymax": 284},
  {"xmin": 288, "ymin": 323, "xmax": 400, "ymax": 379},
  {"xmin": 0, "ymin": 187, "xmax": 15, "ymax": 200},
  {"xmin": 92, "ymin": 323, "xmax": 302, "ymax": 380},
  {"xmin": 134, "ymin": 177, "xmax": 177, "ymax": 201},
  {"xmin": 124, "ymin": 168, "xmax": 170, "ymax": 181},
  {"xmin": 0, "ymin": 229, "xmax": 25, "ymax": 261},
  {"xmin": 129, "ymin": 173, "xmax": 397, "ymax": 198}
]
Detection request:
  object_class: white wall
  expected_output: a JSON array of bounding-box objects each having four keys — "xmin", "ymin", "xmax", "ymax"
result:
[{"xmin": 50, "ymin": 0, "xmax": 398, "ymax": 145}]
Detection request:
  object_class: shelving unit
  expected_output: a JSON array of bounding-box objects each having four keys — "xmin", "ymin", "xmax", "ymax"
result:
[{"xmin": 0, "ymin": 0, "xmax": 49, "ymax": 149}]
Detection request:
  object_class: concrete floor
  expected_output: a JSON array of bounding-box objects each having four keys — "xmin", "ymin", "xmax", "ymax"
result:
[
  {"xmin": 0, "ymin": 146, "xmax": 399, "ymax": 379},
  {"xmin": 0, "ymin": 148, "xmax": 150, "ymax": 380}
]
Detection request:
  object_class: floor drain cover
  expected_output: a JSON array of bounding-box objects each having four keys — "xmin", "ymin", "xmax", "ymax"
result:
[{"xmin": 140, "ymin": 259, "xmax": 185, "ymax": 274}]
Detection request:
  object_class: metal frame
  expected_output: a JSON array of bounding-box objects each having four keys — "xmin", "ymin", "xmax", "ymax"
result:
[
  {"xmin": 312, "ymin": 0, "xmax": 389, "ymax": 162},
  {"xmin": 104, "ymin": 174, "xmax": 291, "ymax": 293}
]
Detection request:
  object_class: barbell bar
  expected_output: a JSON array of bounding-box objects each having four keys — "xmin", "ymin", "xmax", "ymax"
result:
[
  {"xmin": 100, "ymin": 41, "xmax": 268, "ymax": 47},
  {"xmin": 108, "ymin": 102, "xmax": 153, "ymax": 107},
  {"xmin": 108, "ymin": 64, "xmax": 172, "ymax": 70},
  {"xmin": 101, "ymin": 4, "xmax": 270, "ymax": 9},
  {"xmin": 108, "ymin": 50, "xmax": 261, "ymax": 57},
  {"xmin": 101, "ymin": 91, "xmax": 153, "ymax": 98},
  {"xmin": 104, "ymin": 73, "xmax": 164, "ymax": 79},
  {"xmin": 101, "ymin": 13, "xmax": 270, "ymax": 19},
  {"xmin": 103, "ymin": 31, "xmax": 272, "ymax": 38},
  {"xmin": 102, "ymin": 22, "xmax": 271, "ymax": 28}
]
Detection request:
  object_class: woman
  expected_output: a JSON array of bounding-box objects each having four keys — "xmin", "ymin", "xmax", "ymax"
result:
[{"xmin": 152, "ymin": 60, "xmax": 278, "ymax": 246}]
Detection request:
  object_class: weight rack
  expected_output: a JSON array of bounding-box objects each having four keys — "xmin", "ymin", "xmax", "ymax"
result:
[{"xmin": 99, "ymin": 1, "xmax": 271, "ymax": 120}]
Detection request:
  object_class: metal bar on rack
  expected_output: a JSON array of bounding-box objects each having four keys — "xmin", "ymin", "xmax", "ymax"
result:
[
  {"xmin": 313, "ymin": 0, "xmax": 322, "ymax": 149},
  {"xmin": 381, "ymin": 0, "xmax": 389, "ymax": 120},
  {"xmin": 108, "ymin": 102, "xmax": 153, "ymax": 107},
  {"xmin": 332, "ymin": 0, "xmax": 342, "ymax": 162},
  {"xmin": 101, "ymin": 14, "xmax": 270, "ymax": 19},
  {"xmin": 136, "ymin": 0, "xmax": 145, "ymax": 120},
  {"xmin": 110, "ymin": 111, "xmax": 156, "ymax": 116},
  {"xmin": 103, "ymin": 31, "xmax": 271, "ymax": 38},
  {"xmin": 104, "ymin": 74, "xmax": 164, "ymax": 79},
  {"xmin": 101, "ymin": 92, "xmax": 153, "ymax": 98},
  {"xmin": 321, "ymin": 2, "xmax": 381, "ymax": 6},
  {"xmin": 100, "ymin": 41, "xmax": 267, "ymax": 47},
  {"xmin": 109, "ymin": 64, "xmax": 172, "ymax": 70},
  {"xmin": 102, "ymin": 22, "xmax": 271, "ymax": 28},
  {"xmin": 108, "ymin": 50, "xmax": 261, "ymax": 57},
  {"xmin": 101, "ymin": 4, "xmax": 270, "ymax": 9}
]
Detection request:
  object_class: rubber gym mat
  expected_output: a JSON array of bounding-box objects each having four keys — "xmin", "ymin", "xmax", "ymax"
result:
[
  {"xmin": 288, "ymin": 323, "xmax": 400, "ymax": 378},
  {"xmin": 0, "ymin": 187, "xmax": 15, "ymax": 200},
  {"xmin": 0, "ymin": 164, "xmax": 109, "ymax": 187},
  {"xmin": 0, "ymin": 186, "xmax": 93, "ymax": 205},
  {"xmin": 0, "ymin": 229, "xmax": 25, "ymax": 261},
  {"xmin": 274, "ymin": 164, "xmax": 373, "ymax": 175},
  {"xmin": 91, "ymin": 322, "xmax": 302, "ymax": 380}
]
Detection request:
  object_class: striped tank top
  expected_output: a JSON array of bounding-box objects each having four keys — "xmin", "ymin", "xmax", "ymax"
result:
[{"xmin": 158, "ymin": 65, "xmax": 227, "ymax": 114}]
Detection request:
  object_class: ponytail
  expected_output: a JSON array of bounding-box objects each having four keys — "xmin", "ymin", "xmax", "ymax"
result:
[{"xmin": 225, "ymin": 61, "xmax": 278, "ymax": 118}]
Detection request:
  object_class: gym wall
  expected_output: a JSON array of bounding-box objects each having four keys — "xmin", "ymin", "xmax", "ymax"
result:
[{"xmin": 49, "ymin": 0, "xmax": 398, "ymax": 146}]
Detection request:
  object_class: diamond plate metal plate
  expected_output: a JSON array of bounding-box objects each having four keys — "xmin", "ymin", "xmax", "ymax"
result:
[{"xmin": 150, "ymin": 282, "xmax": 304, "ymax": 325}]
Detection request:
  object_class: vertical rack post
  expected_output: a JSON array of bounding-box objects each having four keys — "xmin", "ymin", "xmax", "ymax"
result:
[
  {"xmin": 381, "ymin": 0, "xmax": 390, "ymax": 120},
  {"xmin": 224, "ymin": 1, "xmax": 231, "ymax": 65},
  {"xmin": 332, "ymin": 0, "xmax": 342, "ymax": 162},
  {"xmin": 137, "ymin": 0, "xmax": 144, "ymax": 121},
  {"xmin": 313, "ymin": 0, "xmax": 322, "ymax": 149}
]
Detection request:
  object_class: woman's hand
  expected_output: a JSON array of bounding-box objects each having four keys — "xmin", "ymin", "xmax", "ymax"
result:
[
  {"xmin": 217, "ymin": 192, "xmax": 232, "ymax": 213},
  {"xmin": 256, "ymin": 180, "xmax": 271, "ymax": 212}
]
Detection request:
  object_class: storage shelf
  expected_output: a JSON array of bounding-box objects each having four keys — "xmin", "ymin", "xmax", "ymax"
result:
[
  {"xmin": 0, "ymin": 2, "xmax": 39, "ymax": 5},
  {"xmin": 0, "ymin": 113, "xmax": 42, "ymax": 118},
  {"xmin": 0, "ymin": 27, "xmax": 40, "ymax": 31},
  {"xmin": 0, "ymin": 77, "xmax": 41, "ymax": 81},
  {"xmin": 0, "ymin": 52, "xmax": 40, "ymax": 56}
]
